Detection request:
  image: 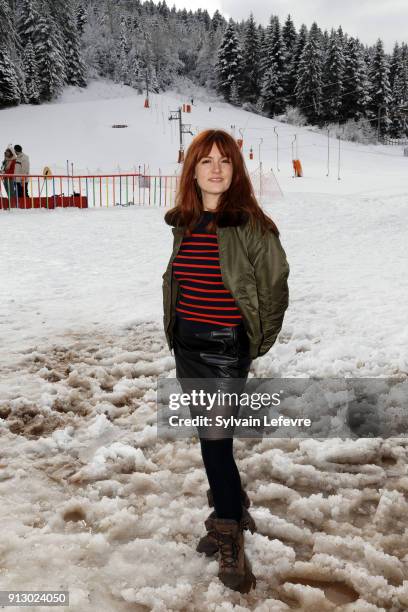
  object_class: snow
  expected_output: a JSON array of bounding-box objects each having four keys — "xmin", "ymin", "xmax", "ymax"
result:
[{"xmin": 0, "ymin": 79, "xmax": 408, "ymax": 611}]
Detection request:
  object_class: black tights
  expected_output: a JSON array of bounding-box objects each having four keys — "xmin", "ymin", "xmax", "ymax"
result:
[{"xmin": 199, "ymin": 437, "xmax": 243, "ymax": 522}]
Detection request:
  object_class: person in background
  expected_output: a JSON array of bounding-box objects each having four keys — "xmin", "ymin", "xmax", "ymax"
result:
[
  {"xmin": 0, "ymin": 147, "xmax": 16, "ymax": 199},
  {"xmin": 13, "ymin": 144, "xmax": 30, "ymax": 198}
]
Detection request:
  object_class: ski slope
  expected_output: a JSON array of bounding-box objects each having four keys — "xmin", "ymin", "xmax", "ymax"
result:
[
  {"xmin": 1, "ymin": 80, "xmax": 408, "ymax": 611},
  {"xmin": 0, "ymin": 78, "xmax": 407, "ymax": 196}
]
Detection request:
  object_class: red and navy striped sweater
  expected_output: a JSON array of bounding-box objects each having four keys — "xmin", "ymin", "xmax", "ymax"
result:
[{"xmin": 172, "ymin": 211, "xmax": 243, "ymax": 330}]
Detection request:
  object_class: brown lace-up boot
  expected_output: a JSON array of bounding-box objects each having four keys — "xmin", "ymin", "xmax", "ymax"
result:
[
  {"xmin": 196, "ymin": 487, "xmax": 257, "ymax": 556},
  {"xmin": 208, "ymin": 517, "xmax": 257, "ymax": 592}
]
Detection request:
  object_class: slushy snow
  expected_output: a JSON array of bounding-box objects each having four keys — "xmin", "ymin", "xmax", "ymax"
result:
[{"xmin": 0, "ymin": 80, "xmax": 407, "ymax": 611}]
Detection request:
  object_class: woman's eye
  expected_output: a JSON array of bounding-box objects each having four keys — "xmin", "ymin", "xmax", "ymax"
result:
[{"xmin": 201, "ymin": 159, "xmax": 230, "ymax": 163}]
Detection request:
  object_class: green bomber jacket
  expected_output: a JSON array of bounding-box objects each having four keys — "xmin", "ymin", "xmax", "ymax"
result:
[{"xmin": 162, "ymin": 210, "xmax": 290, "ymax": 360}]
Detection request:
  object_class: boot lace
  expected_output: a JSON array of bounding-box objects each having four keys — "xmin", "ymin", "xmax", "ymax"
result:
[{"xmin": 214, "ymin": 532, "xmax": 240, "ymax": 568}]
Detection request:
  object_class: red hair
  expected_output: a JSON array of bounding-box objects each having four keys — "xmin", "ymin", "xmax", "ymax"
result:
[{"xmin": 164, "ymin": 129, "xmax": 279, "ymax": 236}]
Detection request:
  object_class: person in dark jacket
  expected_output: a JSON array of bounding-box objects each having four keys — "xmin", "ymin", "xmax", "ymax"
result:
[
  {"xmin": 162, "ymin": 129, "xmax": 289, "ymax": 593},
  {"xmin": 1, "ymin": 147, "xmax": 16, "ymax": 200}
]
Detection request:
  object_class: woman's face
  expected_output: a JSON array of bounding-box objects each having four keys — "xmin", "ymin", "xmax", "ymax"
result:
[
  {"xmin": 5, "ymin": 150, "xmax": 12, "ymax": 159},
  {"xmin": 194, "ymin": 142, "xmax": 233, "ymax": 197}
]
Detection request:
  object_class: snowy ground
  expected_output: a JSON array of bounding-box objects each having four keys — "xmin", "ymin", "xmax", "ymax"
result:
[{"xmin": 1, "ymin": 81, "xmax": 408, "ymax": 611}]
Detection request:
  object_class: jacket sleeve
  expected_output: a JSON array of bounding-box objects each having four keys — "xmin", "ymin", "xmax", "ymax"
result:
[
  {"xmin": 22, "ymin": 155, "xmax": 30, "ymax": 177},
  {"xmin": 246, "ymin": 224, "xmax": 290, "ymax": 357}
]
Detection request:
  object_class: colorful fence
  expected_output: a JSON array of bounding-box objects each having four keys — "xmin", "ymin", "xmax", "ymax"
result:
[{"xmin": 0, "ymin": 174, "xmax": 179, "ymax": 210}]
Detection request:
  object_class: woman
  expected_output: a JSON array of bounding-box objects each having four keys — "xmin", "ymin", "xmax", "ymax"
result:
[
  {"xmin": 1, "ymin": 147, "xmax": 16, "ymax": 200},
  {"xmin": 162, "ymin": 129, "xmax": 289, "ymax": 593}
]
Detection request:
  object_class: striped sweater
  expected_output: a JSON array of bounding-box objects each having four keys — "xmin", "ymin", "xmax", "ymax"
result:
[{"xmin": 172, "ymin": 211, "xmax": 243, "ymax": 329}]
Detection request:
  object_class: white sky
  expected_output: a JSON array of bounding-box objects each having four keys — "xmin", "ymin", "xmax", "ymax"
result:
[{"xmin": 166, "ymin": 0, "xmax": 407, "ymax": 52}]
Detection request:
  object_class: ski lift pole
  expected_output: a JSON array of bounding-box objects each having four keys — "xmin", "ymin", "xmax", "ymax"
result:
[
  {"xmin": 327, "ymin": 129, "xmax": 330, "ymax": 177},
  {"xmin": 273, "ymin": 127, "xmax": 279, "ymax": 171},
  {"xmin": 291, "ymin": 135, "xmax": 297, "ymax": 178},
  {"xmin": 71, "ymin": 162, "xmax": 75, "ymax": 204},
  {"xmin": 66, "ymin": 160, "xmax": 70, "ymax": 198},
  {"xmin": 337, "ymin": 134, "xmax": 341, "ymax": 181},
  {"xmin": 238, "ymin": 128, "xmax": 244, "ymax": 150}
]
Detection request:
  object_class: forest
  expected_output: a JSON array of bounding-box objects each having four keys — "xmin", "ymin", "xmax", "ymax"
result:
[{"xmin": 1, "ymin": 0, "xmax": 407, "ymax": 138}]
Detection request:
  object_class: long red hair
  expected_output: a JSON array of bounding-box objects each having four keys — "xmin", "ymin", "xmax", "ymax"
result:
[{"xmin": 164, "ymin": 129, "xmax": 279, "ymax": 236}]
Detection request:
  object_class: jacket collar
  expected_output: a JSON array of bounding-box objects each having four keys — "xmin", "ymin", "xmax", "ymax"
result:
[{"xmin": 165, "ymin": 208, "xmax": 249, "ymax": 228}]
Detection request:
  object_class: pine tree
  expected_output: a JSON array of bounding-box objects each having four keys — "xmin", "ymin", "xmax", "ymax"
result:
[
  {"xmin": 282, "ymin": 14, "xmax": 297, "ymax": 56},
  {"xmin": 17, "ymin": 0, "xmax": 38, "ymax": 46},
  {"xmin": 35, "ymin": 13, "xmax": 65, "ymax": 100},
  {"xmin": 129, "ymin": 48, "xmax": 144, "ymax": 92},
  {"xmin": 389, "ymin": 42, "xmax": 401, "ymax": 91},
  {"xmin": 230, "ymin": 80, "xmax": 240, "ymax": 106},
  {"xmin": 240, "ymin": 13, "xmax": 260, "ymax": 104},
  {"xmin": 76, "ymin": 2, "xmax": 87, "ymax": 35},
  {"xmin": 0, "ymin": 0, "xmax": 15, "ymax": 48},
  {"xmin": 337, "ymin": 26, "xmax": 346, "ymax": 46},
  {"xmin": 259, "ymin": 16, "xmax": 287, "ymax": 115},
  {"xmin": 118, "ymin": 15, "xmax": 130, "ymax": 85},
  {"xmin": 322, "ymin": 29, "xmax": 346, "ymax": 122},
  {"xmin": 215, "ymin": 20, "xmax": 243, "ymax": 102},
  {"xmin": 23, "ymin": 40, "xmax": 40, "ymax": 103},
  {"xmin": 211, "ymin": 10, "xmax": 225, "ymax": 31},
  {"xmin": 400, "ymin": 43, "xmax": 408, "ymax": 111},
  {"xmin": 259, "ymin": 15, "xmax": 276, "ymax": 75},
  {"xmin": 295, "ymin": 22, "xmax": 323, "ymax": 123},
  {"xmin": 286, "ymin": 23, "xmax": 307, "ymax": 106},
  {"xmin": 64, "ymin": 3, "xmax": 87, "ymax": 86},
  {"xmin": 342, "ymin": 37, "xmax": 371, "ymax": 121},
  {"xmin": 367, "ymin": 38, "xmax": 392, "ymax": 137},
  {"xmin": 389, "ymin": 44, "xmax": 408, "ymax": 137},
  {"xmin": 0, "ymin": 44, "xmax": 20, "ymax": 107}
]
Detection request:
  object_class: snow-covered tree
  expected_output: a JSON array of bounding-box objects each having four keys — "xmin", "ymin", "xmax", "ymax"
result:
[
  {"xmin": 76, "ymin": 2, "xmax": 87, "ymax": 35},
  {"xmin": 322, "ymin": 29, "xmax": 346, "ymax": 122},
  {"xmin": 259, "ymin": 15, "xmax": 275, "ymax": 75},
  {"xmin": 295, "ymin": 22, "xmax": 323, "ymax": 123},
  {"xmin": 259, "ymin": 16, "xmax": 287, "ymax": 115},
  {"xmin": 0, "ymin": 0, "xmax": 15, "ymax": 48},
  {"xmin": 240, "ymin": 13, "xmax": 260, "ymax": 104},
  {"xmin": 211, "ymin": 10, "xmax": 225, "ymax": 31},
  {"xmin": 230, "ymin": 80, "xmax": 240, "ymax": 106},
  {"xmin": 118, "ymin": 16, "xmax": 130, "ymax": 85},
  {"xmin": 367, "ymin": 38, "xmax": 392, "ymax": 136},
  {"xmin": 342, "ymin": 37, "xmax": 371, "ymax": 121},
  {"xmin": 282, "ymin": 14, "xmax": 297, "ymax": 56},
  {"xmin": 215, "ymin": 20, "xmax": 243, "ymax": 102},
  {"xmin": 0, "ymin": 45, "xmax": 20, "ymax": 107},
  {"xmin": 17, "ymin": 0, "xmax": 39, "ymax": 47},
  {"xmin": 129, "ymin": 49, "xmax": 144, "ymax": 92},
  {"xmin": 286, "ymin": 23, "xmax": 307, "ymax": 106},
  {"xmin": 35, "ymin": 13, "xmax": 65, "ymax": 100},
  {"xmin": 64, "ymin": 3, "xmax": 87, "ymax": 86},
  {"xmin": 389, "ymin": 44, "xmax": 408, "ymax": 136},
  {"xmin": 23, "ymin": 40, "xmax": 40, "ymax": 103}
]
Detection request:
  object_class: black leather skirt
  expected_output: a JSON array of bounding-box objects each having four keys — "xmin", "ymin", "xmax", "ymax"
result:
[{"xmin": 172, "ymin": 318, "xmax": 252, "ymax": 439}]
